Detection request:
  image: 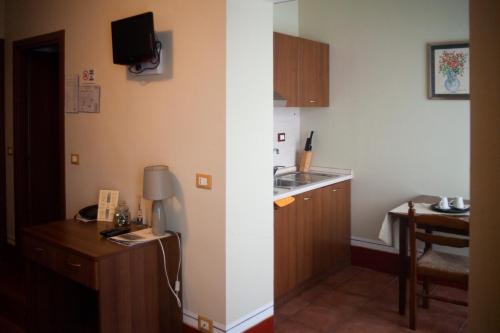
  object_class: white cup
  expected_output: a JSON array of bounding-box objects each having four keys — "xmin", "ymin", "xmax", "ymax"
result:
[
  {"xmin": 453, "ymin": 197, "xmax": 465, "ymax": 209},
  {"xmin": 439, "ymin": 197, "xmax": 450, "ymax": 210}
]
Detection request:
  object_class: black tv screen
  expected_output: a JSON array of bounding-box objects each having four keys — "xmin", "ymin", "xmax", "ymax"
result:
[{"xmin": 111, "ymin": 12, "xmax": 155, "ymax": 65}]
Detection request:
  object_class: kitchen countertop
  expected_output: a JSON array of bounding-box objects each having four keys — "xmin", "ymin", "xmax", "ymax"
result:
[{"xmin": 273, "ymin": 167, "xmax": 353, "ymax": 201}]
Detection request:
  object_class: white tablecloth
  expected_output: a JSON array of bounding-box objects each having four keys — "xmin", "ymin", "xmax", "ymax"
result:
[{"xmin": 378, "ymin": 202, "xmax": 470, "ymax": 246}]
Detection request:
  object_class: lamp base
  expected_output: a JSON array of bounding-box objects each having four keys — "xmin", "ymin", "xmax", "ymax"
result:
[{"xmin": 151, "ymin": 200, "xmax": 166, "ymax": 236}]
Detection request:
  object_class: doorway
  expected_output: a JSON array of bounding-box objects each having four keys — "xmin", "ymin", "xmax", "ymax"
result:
[{"xmin": 13, "ymin": 31, "xmax": 65, "ymax": 245}]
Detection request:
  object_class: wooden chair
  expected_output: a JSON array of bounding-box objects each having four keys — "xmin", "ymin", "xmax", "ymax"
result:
[{"xmin": 408, "ymin": 201, "xmax": 469, "ymax": 330}]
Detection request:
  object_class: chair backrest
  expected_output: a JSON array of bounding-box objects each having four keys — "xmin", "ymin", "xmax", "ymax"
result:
[{"xmin": 408, "ymin": 201, "xmax": 470, "ymax": 248}]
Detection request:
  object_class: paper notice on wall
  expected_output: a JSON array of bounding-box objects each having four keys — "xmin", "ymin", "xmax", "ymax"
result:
[
  {"xmin": 97, "ymin": 190, "xmax": 119, "ymax": 222},
  {"xmin": 65, "ymin": 74, "xmax": 79, "ymax": 113},
  {"xmin": 78, "ymin": 85, "xmax": 101, "ymax": 113}
]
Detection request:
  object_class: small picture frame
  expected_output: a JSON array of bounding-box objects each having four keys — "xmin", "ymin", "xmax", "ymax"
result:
[{"xmin": 427, "ymin": 41, "xmax": 470, "ymax": 100}]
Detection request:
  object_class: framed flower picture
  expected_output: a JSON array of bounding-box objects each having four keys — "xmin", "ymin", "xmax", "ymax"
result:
[{"xmin": 428, "ymin": 41, "xmax": 470, "ymax": 100}]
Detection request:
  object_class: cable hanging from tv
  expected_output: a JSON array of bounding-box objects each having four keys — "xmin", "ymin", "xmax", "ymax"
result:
[{"xmin": 127, "ymin": 40, "xmax": 162, "ymax": 74}]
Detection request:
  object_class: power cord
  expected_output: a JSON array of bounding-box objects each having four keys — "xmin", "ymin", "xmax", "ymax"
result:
[
  {"xmin": 157, "ymin": 232, "xmax": 182, "ymax": 308},
  {"xmin": 128, "ymin": 40, "xmax": 162, "ymax": 74}
]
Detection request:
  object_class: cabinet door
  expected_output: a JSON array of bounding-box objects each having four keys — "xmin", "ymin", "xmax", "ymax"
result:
[
  {"xmin": 332, "ymin": 181, "xmax": 351, "ymax": 263},
  {"xmin": 299, "ymin": 38, "xmax": 329, "ymax": 107},
  {"xmin": 274, "ymin": 200, "xmax": 297, "ymax": 299},
  {"xmin": 295, "ymin": 190, "xmax": 316, "ymax": 284},
  {"xmin": 274, "ymin": 32, "xmax": 299, "ymax": 107},
  {"xmin": 319, "ymin": 185, "xmax": 336, "ymax": 271}
]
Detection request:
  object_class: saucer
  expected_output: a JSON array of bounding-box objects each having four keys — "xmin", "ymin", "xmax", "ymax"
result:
[{"xmin": 430, "ymin": 203, "xmax": 470, "ymax": 214}]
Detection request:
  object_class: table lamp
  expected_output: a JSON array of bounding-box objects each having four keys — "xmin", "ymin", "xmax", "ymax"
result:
[{"xmin": 143, "ymin": 165, "xmax": 174, "ymax": 235}]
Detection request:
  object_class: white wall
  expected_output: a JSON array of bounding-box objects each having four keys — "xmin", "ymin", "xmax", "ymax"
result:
[
  {"xmin": 5, "ymin": 0, "xmax": 227, "ymax": 324},
  {"xmin": 273, "ymin": 0, "xmax": 298, "ymax": 36},
  {"xmin": 226, "ymin": 0, "xmax": 274, "ymax": 328},
  {"xmin": 273, "ymin": 1, "xmax": 301, "ymax": 168},
  {"xmin": 299, "ymin": 0, "xmax": 470, "ymax": 241},
  {"xmin": 273, "ymin": 108, "xmax": 301, "ymax": 167}
]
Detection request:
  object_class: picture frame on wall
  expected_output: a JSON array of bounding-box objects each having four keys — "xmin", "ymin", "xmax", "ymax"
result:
[{"xmin": 428, "ymin": 41, "xmax": 470, "ymax": 100}]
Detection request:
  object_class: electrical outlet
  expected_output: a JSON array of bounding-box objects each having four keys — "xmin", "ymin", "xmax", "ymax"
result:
[
  {"xmin": 196, "ymin": 173, "xmax": 212, "ymax": 190},
  {"xmin": 198, "ymin": 315, "xmax": 213, "ymax": 333},
  {"xmin": 278, "ymin": 132, "xmax": 286, "ymax": 142}
]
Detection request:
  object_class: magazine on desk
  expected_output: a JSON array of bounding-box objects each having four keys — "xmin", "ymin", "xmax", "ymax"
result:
[{"xmin": 109, "ymin": 228, "xmax": 171, "ymax": 246}]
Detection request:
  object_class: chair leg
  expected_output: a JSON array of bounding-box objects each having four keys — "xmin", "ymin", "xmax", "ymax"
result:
[
  {"xmin": 423, "ymin": 278, "xmax": 430, "ymax": 309},
  {"xmin": 410, "ymin": 275, "xmax": 416, "ymax": 330}
]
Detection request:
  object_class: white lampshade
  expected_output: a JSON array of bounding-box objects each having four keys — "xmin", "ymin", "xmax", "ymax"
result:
[{"xmin": 143, "ymin": 165, "xmax": 174, "ymax": 200}]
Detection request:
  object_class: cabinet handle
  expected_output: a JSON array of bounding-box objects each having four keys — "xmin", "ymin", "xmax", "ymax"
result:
[
  {"xmin": 34, "ymin": 247, "xmax": 45, "ymax": 252},
  {"xmin": 332, "ymin": 189, "xmax": 337, "ymax": 192},
  {"xmin": 309, "ymin": 100, "xmax": 317, "ymax": 103},
  {"xmin": 303, "ymin": 197, "xmax": 311, "ymax": 201},
  {"xmin": 65, "ymin": 262, "xmax": 82, "ymax": 271}
]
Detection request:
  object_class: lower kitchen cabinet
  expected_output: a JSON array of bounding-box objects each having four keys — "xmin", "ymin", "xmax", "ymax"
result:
[{"xmin": 274, "ymin": 180, "xmax": 351, "ymax": 301}]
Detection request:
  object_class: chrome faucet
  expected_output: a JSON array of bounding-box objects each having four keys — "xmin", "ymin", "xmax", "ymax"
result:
[{"xmin": 274, "ymin": 165, "xmax": 285, "ymax": 175}]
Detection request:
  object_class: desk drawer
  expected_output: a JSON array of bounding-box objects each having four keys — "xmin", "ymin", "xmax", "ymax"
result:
[
  {"xmin": 54, "ymin": 251, "xmax": 98, "ymax": 290},
  {"xmin": 24, "ymin": 235, "xmax": 98, "ymax": 290},
  {"xmin": 23, "ymin": 235, "xmax": 57, "ymax": 268}
]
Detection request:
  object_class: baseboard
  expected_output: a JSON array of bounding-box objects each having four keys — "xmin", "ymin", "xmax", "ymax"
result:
[
  {"xmin": 351, "ymin": 245, "xmax": 399, "ymax": 276},
  {"xmin": 183, "ymin": 303, "xmax": 274, "ymax": 333},
  {"xmin": 183, "ymin": 316, "xmax": 273, "ymax": 333}
]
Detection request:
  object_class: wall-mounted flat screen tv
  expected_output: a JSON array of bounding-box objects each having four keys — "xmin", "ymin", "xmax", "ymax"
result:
[{"xmin": 112, "ymin": 12, "xmax": 155, "ymax": 65}]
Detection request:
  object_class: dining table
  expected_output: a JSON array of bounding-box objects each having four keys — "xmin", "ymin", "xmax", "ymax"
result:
[{"xmin": 378, "ymin": 195, "xmax": 470, "ymax": 315}]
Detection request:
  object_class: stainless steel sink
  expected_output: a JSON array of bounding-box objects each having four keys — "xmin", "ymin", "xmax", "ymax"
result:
[
  {"xmin": 273, "ymin": 178, "xmax": 307, "ymax": 189},
  {"xmin": 274, "ymin": 171, "xmax": 340, "ymax": 189}
]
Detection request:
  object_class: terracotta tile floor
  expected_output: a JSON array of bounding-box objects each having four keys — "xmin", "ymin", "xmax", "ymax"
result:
[{"xmin": 274, "ymin": 266, "xmax": 468, "ymax": 333}]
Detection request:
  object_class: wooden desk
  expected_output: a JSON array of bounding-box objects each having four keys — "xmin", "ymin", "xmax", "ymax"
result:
[
  {"xmin": 22, "ymin": 220, "xmax": 182, "ymax": 333},
  {"xmin": 389, "ymin": 195, "xmax": 469, "ymax": 316}
]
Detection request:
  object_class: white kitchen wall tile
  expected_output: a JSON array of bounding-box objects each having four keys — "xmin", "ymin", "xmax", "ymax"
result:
[{"xmin": 273, "ymin": 107, "xmax": 301, "ymax": 167}]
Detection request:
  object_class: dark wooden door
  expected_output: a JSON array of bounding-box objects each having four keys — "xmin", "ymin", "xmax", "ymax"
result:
[
  {"xmin": 13, "ymin": 31, "xmax": 65, "ymax": 245},
  {"xmin": 274, "ymin": 32, "xmax": 299, "ymax": 107},
  {"xmin": 0, "ymin": 39, "xmax": 6, "ymax": 245},
  {"xmin": 299, "ymin": 38, "xmax": 329, "ymax": 107}
]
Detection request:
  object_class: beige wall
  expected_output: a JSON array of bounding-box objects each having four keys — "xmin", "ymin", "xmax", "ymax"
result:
[
  {"xmin": 470, "ymin": 0, "xmax": 500, "ymax": 331},
  {"xmin": 226, "ymin": 0, "xmax": 273, "ymax": 325},
  {"xmin": 0, "ymin": 0, "xmax": 4, "ymax": 37},
  {"xmin": 299, "ymin": 0, "xmax": 470, "ymax": 242},
  {"xmin": 5, "ymin": 0, "xmax": 227, "ymax": 323}
]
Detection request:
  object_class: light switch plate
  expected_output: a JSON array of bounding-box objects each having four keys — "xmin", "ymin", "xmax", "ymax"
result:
[
  {"xmin": 196, "ymin": 173, "xmax": 212, "ymax": 190},
  {"xmin": 70, "ymin": 153, "xmax": 80, "ymax": 165},
  {"xmin": 278, "ymin": 132, "xmax": 286, "ymax": 142}
]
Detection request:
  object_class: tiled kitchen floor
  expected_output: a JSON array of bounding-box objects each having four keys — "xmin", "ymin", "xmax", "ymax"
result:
[{"xmin": 274, "ymin": 266, "xmax": 468, "ymax": 333}]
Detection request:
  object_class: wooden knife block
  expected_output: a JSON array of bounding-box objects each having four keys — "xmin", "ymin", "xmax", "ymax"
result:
[{"xmin": 299, "ymin": 151, "xmax": 312, "ymax": 172}]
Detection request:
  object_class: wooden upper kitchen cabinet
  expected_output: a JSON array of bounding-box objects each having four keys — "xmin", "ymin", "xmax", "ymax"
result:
[
  {"xmin": 274, "ymin": 180, "xmax": 350, "ymax": 301},
  {"xmin": 274, "ymin": 32, "xmax": 299, "ymax": 106},
  {"xmin": 274, "ymin": 32, "xmax": 329, "ymax": 107}
]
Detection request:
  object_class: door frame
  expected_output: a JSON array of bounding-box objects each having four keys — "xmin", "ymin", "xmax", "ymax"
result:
[
  {"xmin": 0, "ymin": 39, "xmax": 5, "ymax": 246},
  {"xmin": 13, "ymin": 31, "xmax": 65, "ymax": 244}
]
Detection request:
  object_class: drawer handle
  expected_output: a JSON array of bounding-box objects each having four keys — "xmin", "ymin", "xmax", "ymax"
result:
[
  {"xmin": 65, "ymin": 262, "xmax": 82, "ymax": 271},
  {"xmin": 332, "ymin": 189, "xmax": 337, "ymax": 192},
  {"xmin": 303, "ymin": 197, "xmax": 311, "ymax": 201},
  {"xmin": 34, "ymin": 247, "xmax": 45, "ymax": 252},
  {"xmin": 309, "ymin": 100, "xmax": 317, "ymax": 103}
]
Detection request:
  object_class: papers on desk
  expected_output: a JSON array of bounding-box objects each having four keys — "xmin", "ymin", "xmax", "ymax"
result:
[{"xmin": 109, "ymin": 228, "xmax": 171, "ymax": 246}]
